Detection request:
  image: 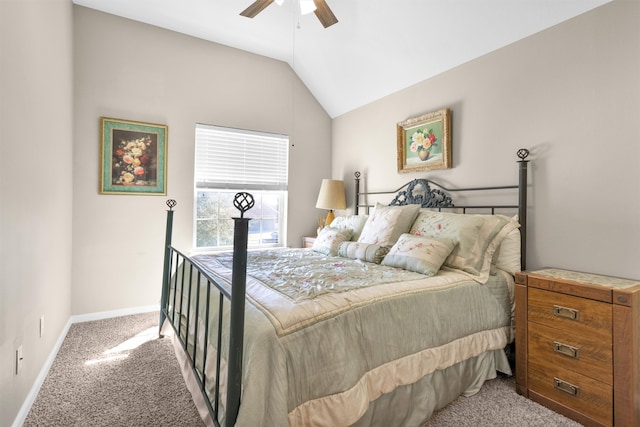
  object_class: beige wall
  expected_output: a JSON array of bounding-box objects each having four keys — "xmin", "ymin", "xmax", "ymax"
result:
[
  {"xmin": 333, "ymin": 0, "xmax": 639, "ymax": 279},
  {"xmin": 0, "ymin": 0, "xmax": 74, "ymax": 424},
  {"xmin": 2, "ymin": 0, "xmax": 638, "ymax": 424},
  {"xmin": 72, "ymin": 7, "xmax": 332, "ymax": 315},
  {"xmin": 1, "ymin": 4, "xmax": 330, "ymax": 424}
]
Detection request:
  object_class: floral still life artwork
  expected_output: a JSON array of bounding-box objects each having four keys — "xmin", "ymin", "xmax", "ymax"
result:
[
  {"xmin": 100, "ymin": 117, "xmax": 168, "ymax": 195},
  {"xmin": 397, "ymin": 108, "xmax": 451, "ymax": 173},
  {"xmin": 410, "ymin": 128, "xmax": 438, "ymax": 161}
]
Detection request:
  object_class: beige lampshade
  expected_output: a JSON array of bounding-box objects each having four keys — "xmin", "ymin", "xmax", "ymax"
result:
[{"xmin": 315, "ymin": 179, "xmax": 346, "ymax": 211}]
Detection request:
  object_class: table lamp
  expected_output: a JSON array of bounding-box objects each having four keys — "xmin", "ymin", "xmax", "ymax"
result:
[{"xmin": 315, "ymin": 179, "xmax": 346, "ymax": 226}]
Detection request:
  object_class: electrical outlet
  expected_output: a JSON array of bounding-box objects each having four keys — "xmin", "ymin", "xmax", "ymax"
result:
[
  {"xmin": 16, "ymin": 345, "xmax": 23, "ymax": 374},
  {"xmin": 40, "ymin": 316, "xmax": 44, "ymax": 338}
]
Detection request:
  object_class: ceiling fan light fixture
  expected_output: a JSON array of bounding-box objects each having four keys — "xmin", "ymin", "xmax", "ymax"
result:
[
  {"xmin": 299, "ymin": 0, "xmax": 317, "ymax": 15},
  {"xmin": 240, "ymin": 0, "xmax": 337, "ymax": 27}
]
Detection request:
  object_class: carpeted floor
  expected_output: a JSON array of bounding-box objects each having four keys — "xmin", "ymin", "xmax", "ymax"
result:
[
  {"xmin": 425, "ymin": 374, "xmax": 583, "ymax": 426},
  {"xmin": 24, "ymin": 311, "xmax": 583, "ymax": 426},
  {"xmin": 24, "ymin": 312, "xmax": 204, "ymax": 427}
]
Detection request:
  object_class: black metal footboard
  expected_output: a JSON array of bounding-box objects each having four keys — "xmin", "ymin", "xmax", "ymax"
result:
[{"xmin": 159, "ymin": 193, "xmax": 255, "ymax": 427}]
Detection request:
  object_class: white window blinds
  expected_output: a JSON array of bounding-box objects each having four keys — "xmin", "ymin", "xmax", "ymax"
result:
[{"xmin": 195, "ymin": 124, "xmax": 289, "ymax": 191}]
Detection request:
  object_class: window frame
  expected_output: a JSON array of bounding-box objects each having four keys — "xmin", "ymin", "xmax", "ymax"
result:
[{"xmin": 193, "ymin": 124, "xmax": 289, "ymax": 252}]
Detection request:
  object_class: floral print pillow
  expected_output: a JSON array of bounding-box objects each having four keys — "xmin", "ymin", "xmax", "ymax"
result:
[
  {"xmin": 381, "ymin": 234, "xmax": 456, "ymax": 276},
  {"xmin": 357, "ymin": 203, "xmax": 420, "ymax": 247},
  {"xmin": 409, "ymin": 211, "xmax": 519, "ymax": 283},
  {"xmin": 312, "ymin": 227, "xmax": 353, "ymax": 256}
]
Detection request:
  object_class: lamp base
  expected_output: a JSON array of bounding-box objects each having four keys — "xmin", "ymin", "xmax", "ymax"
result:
[{"xmin": 325, "ymin": 210, "xmax": 335, "ymax": 226}]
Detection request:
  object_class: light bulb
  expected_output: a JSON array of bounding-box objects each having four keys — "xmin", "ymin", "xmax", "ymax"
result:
[{"xmin": 299, "ymin": 0, "xmax": 317, "ymax": 15}]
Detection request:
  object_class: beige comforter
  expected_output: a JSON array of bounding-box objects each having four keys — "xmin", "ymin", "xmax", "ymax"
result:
[{"xmin": 170, "ymin": 248, "xmax": 514, "ymax": 427}]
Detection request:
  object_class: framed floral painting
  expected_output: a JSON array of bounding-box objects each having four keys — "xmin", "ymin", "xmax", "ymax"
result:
[
  {"xmin": 99, "ymin": 117, "xmax": 168, "ymax": 195},
  {"xmin": 397, "ymin": 108, "xmax": 451, "ymax": 173}
]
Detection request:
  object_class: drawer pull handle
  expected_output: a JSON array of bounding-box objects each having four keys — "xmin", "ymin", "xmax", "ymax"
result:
[
  {"xmin": 553, "ymin": 341, "xmax": 580, "ymax": 359},
  {"xmin": 553, "ymin": 305, "xmax": 579, "ymax": 321},
  {"xmin": 554, "ymin": 378, "xmax": 580, "ymax": 397}
]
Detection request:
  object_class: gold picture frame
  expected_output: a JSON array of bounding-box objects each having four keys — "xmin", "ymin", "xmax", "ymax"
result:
[
  {"xmin": 397, "ymin": 108, "xmax": 451, "ymax": 173},
  {"xmin": 99, "ymin": 117, "xmax": 168, "ymax": 195}
]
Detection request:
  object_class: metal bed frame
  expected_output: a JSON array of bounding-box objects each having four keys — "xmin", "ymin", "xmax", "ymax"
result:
[
  {"xmin": 159, "ymin": 194, "xmax": 254, "ymax": 427},
  {"xmin": 158, "ymin": 149, "xmax": 530, "ymax": 427},
  {"xmin": 355, "ymin": 148, "xmax": 530, "ymax": 270}
]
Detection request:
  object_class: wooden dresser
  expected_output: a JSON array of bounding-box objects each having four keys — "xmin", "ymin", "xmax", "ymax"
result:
[{"xmin": 515, "ymin": 268, "xmax": 640, "ymax": 427}]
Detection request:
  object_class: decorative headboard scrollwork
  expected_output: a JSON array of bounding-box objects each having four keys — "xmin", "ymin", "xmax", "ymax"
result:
[
  {"xmin": 353, "ymin": 149, "xmax": 530, "ymax": 270},
  {"xmin": 389, "ymin": 179, "xmax": 454, "ymax": 209}
]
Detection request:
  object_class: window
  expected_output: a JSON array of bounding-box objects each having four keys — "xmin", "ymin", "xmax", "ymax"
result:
[{"xmin": 194, "ymin": 124, "xmax": 289, "ymax": 250}]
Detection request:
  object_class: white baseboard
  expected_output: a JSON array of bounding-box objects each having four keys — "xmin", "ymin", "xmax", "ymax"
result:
[
  {"xmin": 12, "ymin": 317, "xmax": 72, "ymax": 427},
  {"xmin": 11, "ymin": 304, "xmax": 160, "ymax": 427},
  {"xmin": 70, "ymin": 304, "xmax": 159, "ymax": 324}
]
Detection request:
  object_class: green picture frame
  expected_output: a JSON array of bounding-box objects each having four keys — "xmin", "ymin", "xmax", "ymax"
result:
[
  {"xmin": 397, "ymin": 108, "xmax": 451, "ymax": 173},
  {"xmin": 99, "ymin": 117, "xmax": 168, "ymax": 195}
]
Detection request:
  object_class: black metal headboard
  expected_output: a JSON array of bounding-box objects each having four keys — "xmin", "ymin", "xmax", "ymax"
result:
[{"xmin": 354, "ymin": 149, "xmax": 530, "ymax": 269}]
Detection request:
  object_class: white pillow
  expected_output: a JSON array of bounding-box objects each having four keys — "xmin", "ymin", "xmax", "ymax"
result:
[
  {"xmin": 330, "ymin": 215, "xmax": 369, "ymax": 241},
  {"xmin": 357, "ymin": 203, "xmax": 420, "ymax": 247},
  {"xmin": 493, "ymin": 227, "xmax": 521, "ymax": 275}
]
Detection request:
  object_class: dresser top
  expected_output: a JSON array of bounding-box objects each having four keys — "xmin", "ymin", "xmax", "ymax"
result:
[{"xmin": 531, "ymin": 268, "xmax": 640, "ymax": 290}]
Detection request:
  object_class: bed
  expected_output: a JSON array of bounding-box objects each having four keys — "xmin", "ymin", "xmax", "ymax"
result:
[{"xmin": 159, "ymin": 149, "xmax": 531, "ymax": 427}]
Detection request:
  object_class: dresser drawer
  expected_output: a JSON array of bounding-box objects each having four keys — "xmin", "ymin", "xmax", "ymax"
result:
[
  {"xmin": 529, "ymin": 359, "xmax": 613, "ymax": 426},
  {"xmin": 528, "ymin": 322, "xmax": 612, "ymax": 385},
  {"xmin": 528, "ymin": 287, "xmax": 612, "ymax": 341}
]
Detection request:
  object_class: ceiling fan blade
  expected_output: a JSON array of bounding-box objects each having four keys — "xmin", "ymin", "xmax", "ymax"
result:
[
  {"xmin": 240, "ymin": 0, "xmax": 275, "ymax": 18},
  {"xmin": 313, "ymin": 0, "xmax": 338, "ymax": 28}
]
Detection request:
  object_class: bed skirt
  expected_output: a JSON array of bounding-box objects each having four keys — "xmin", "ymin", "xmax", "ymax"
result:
[
  {"xmin": 161, "ymin": 320, "xmax": 215, "ymax": 427},
  {"xmin": 351, "ymin": 348, "xmax": 509, "ymax": 427},
  {"xmin": 164, "ymin": 318, "xmax": 510, "ymax": 427}
]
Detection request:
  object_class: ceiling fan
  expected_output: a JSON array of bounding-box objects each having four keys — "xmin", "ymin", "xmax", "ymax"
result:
[{"xmin": 240, "ymin": 0, "xmax": 338, "ymax": 28}]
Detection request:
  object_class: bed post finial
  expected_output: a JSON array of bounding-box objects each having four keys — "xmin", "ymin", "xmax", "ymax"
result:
[
  {"xmin": 233, "ymin": 192, "xmax": 255, "ymax": 218},
  {"xmin": 166, "ymin": 199, "xmax": 177, "ymax": 210},
  {"xmin": 517, "ymin": 148, "xmax": 530, "ymax": 162}
]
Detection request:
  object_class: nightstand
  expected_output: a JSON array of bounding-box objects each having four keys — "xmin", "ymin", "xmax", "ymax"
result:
[
  {"xmin": 302, "ymin": 236, "xmax": 316, "ymax": 248},
  {"xmin": 515, "ymin": 268, "xmax": 640, "ymax": 427}
]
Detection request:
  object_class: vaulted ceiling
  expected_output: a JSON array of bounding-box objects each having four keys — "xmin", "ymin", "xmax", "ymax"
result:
[{"xmin": 73, "ymin": 0, "xmax": 611, "ymax": 118}]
